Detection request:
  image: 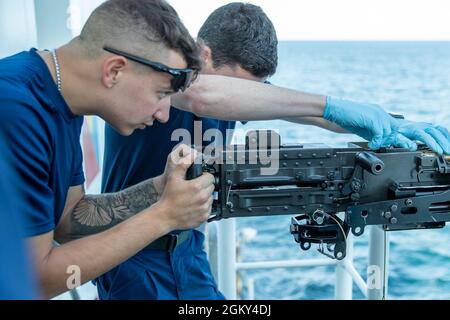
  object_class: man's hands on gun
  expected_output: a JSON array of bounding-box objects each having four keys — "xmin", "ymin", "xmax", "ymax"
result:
[
  {"xmin": 324, "ymin": 96, "xmax": 450, "ymax": 154},
  {"xmin": 154, "ymin": 144, "xmax": 214, "ymax": 231}
]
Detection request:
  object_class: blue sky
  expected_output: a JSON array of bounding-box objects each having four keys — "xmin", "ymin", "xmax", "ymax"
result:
[{"xmin": 168, "ymin": 0, "xmax": 450, "ymax": 41}]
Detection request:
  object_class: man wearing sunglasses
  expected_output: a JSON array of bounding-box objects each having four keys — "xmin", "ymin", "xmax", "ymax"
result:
[
  {"xmin": 2, "ymin": 0, "xmax": 448, "ymax": 300},
  {"xmin": 95, "ymin": 2, "xmax": 450, "ymax": 300},
  {"xmin": 0, "ymin": 0, "xmax": 214, "ymax": 298},
  {"xmin": 96, "ymin": 3, "xmax": 279, "ymax": 300},
  {"xmin": 103, "ymin": 46, "xmax": 198, "ymax": 94}
]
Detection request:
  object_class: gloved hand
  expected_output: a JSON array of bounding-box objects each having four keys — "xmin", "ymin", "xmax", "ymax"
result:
[
  {"xmin": 323, "ymin": 96, "xmax": 399, "ymax": 149},
  {"xmin": 323, "ymin": 97, "xmax": 450, "ymax": 154},
  {"xmin": 391, "ymin": 120, "xmax": 450, "ymax": 155}
]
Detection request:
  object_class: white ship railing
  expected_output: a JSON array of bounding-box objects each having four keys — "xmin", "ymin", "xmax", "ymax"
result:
[{"xmin": 207, "ymin": 219, "xmax": 390, "ymax": 300}]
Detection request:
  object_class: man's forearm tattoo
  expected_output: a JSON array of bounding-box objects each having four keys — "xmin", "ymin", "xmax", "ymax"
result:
[{"xmin": 69, "ymin": 178, "xmax": 160, "ymax": 239}]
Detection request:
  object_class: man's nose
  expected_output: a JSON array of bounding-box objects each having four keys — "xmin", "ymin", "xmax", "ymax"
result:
[{"xmin": 155, "ymin": 98, "xmax": 171, "ymax": 123}]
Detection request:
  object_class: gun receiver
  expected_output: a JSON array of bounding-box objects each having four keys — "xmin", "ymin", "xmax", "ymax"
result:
[{"xmin": 187, "ymin": 130, "xmax": 450, "ymax": 260}]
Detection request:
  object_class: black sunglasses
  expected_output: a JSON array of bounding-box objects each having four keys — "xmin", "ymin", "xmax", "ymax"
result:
[{"xmin": 103, "ymin": 46, "xmax": 198, "ymax": 93}]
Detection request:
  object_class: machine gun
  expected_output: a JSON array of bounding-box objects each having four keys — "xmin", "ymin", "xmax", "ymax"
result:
[{"xmin": 187, "ymin": 130, "xmax": 450, "ymax": 260}]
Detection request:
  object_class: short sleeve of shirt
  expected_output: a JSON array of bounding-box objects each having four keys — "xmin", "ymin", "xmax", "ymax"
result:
[
  {"xmin": 0, "ymin": 94, "xmax": 55, "ymax": 237},
  {"xmin": 71, "ymin": 141, "xmax": 85, "ymax": 187}
]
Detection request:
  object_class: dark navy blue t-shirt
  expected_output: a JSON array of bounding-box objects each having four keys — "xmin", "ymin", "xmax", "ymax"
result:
[
  {"xmin": 0, "ymin": 49, "xmax": 85, "ymax": 237},
  {"xmin": 102, "ymin": 107, "xmax": 237, "ymax": 192},
  {"xmin": 0, "ymin": 139, "xmax": 38, "ymax": 299}
]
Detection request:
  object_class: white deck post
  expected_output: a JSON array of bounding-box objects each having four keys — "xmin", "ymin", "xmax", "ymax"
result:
[
  {"xmin": 368, "ymin": 226, "xmax": 390, "ymax": 300},
  {"xmin": 335, "ymin": 234, "xmax": 354, "ymax": 300},
  {"xmin": 217, "ymin": 218, "xmax": 237, "ymax": 299}
]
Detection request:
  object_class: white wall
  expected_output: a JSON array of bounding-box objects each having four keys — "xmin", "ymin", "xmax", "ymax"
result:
[
  {"xmin": 69, "ymin": 0, "xmax": 105, "ymax": 36},
  {"xmin": 0, "ymin": 0, "xmax": 37, "ymax": 58},
  {"xmin": 34, "ymin": 0, "xmax": 72, "ymax": 49},
  {"xmin": 0, "ymin": 0, "xmax": 104, "ymax": 59}
]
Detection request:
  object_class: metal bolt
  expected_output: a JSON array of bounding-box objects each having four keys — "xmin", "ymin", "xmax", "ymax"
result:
[
  {"xmin": 405, "ymin": 199, "xmax": 413, "ymax": 207},
  {"xmin": 390, "ymin": 217, "xmax": 398, "ymax": 224},
  {"xmin": 351, "ymin": 181, "xmax": 361, "ymax": 192},
  {"xmin": 284, "ymin": 206, "xmax": 289, "ymax": 211},
  {"xmin": 312, "ymin": 210, "xmax": 325, "ymax": 225},
  {"xmin": 247, "ymin": 208, "xmax": 253, "ymax": 212},
  {"xmin": 266, "ymin": 207, "xmax": 271, "ymax": 212},
  {"xmin": 390, "ymin": 204, "xmax": 398, "ymax": 212},
  {"xmin": 384, "ymin": 211, "xmax": 392, "ymax": 219},
  {"xmin": 315, "ymin": 216, "xmax": 324, "ymax": 225}
]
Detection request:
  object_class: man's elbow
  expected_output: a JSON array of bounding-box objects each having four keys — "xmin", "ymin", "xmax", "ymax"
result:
[
  {"xmin": 182, "ymin": 78, "xmax": 224, "ymax": 117},
  {"xmin": 29, "ymin": 237, "xmax": 68, "ymax": 299},
  {"xmin": 35, "ymin": 259, "xmax": 76, "ymax": 300},
  {"xmin": 180, "ymin": 85, "xmax": 206, "ymax": 116}
]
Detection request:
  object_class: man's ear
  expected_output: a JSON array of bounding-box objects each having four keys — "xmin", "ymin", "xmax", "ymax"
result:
[
  {"xmin": 200, "ymin": 45, "xmax": 213, "ymax": 67},
  {"xmin": 102, "ymin": 56, "xmax": 128, "ymax": 88}
]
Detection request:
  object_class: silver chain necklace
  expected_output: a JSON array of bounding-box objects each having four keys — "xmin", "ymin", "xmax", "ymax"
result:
[{"xmin": 50, "ymin": 49, "xmax": 62, "ymax": 92}]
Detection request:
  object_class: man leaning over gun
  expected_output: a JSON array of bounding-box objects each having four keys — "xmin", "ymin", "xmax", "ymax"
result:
[{"xmin": 93, "ymin": 2, "xmax": 450, "ymax": 300}]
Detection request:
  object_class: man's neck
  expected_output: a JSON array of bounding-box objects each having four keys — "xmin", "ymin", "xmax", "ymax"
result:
[{"xmin": 37, "ymin": 46, "xmax": 99, "ymax": 116}]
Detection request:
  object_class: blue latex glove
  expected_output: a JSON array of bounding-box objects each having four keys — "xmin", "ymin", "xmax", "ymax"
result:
[
  {"xmin": 378, "ymin": 132, "xmax": 418, "ymax": 151},
  {"xmin": 323, "ymin": 97, "xmax": 450, "ymax": 154},
  {"xmin": 323, "ymin": 97, "xmax": 399, "ymax": 149},
  {"xmin": 392, "ymin": 120, "xmax": 450, "ymax": 155}
]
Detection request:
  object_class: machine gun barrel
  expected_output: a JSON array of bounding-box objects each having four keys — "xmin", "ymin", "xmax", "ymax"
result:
[{"xmin": 355, "ymin": 152, "xmax": 385, "ymax": 175}]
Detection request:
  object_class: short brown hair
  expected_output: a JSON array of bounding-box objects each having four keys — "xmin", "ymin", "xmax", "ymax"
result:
[
  {"xmin": 198, "ymin": 2, "xmax": 278, "ymax": 78},
  {"xmin": 80, "ymin": 0, "xmax": 201, "ymax": 71}
]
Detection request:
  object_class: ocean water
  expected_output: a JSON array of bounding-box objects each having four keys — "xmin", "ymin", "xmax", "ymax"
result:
[{"xmin": 235, "ymin": 41, "xmax": 450, "ymax": 300}]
